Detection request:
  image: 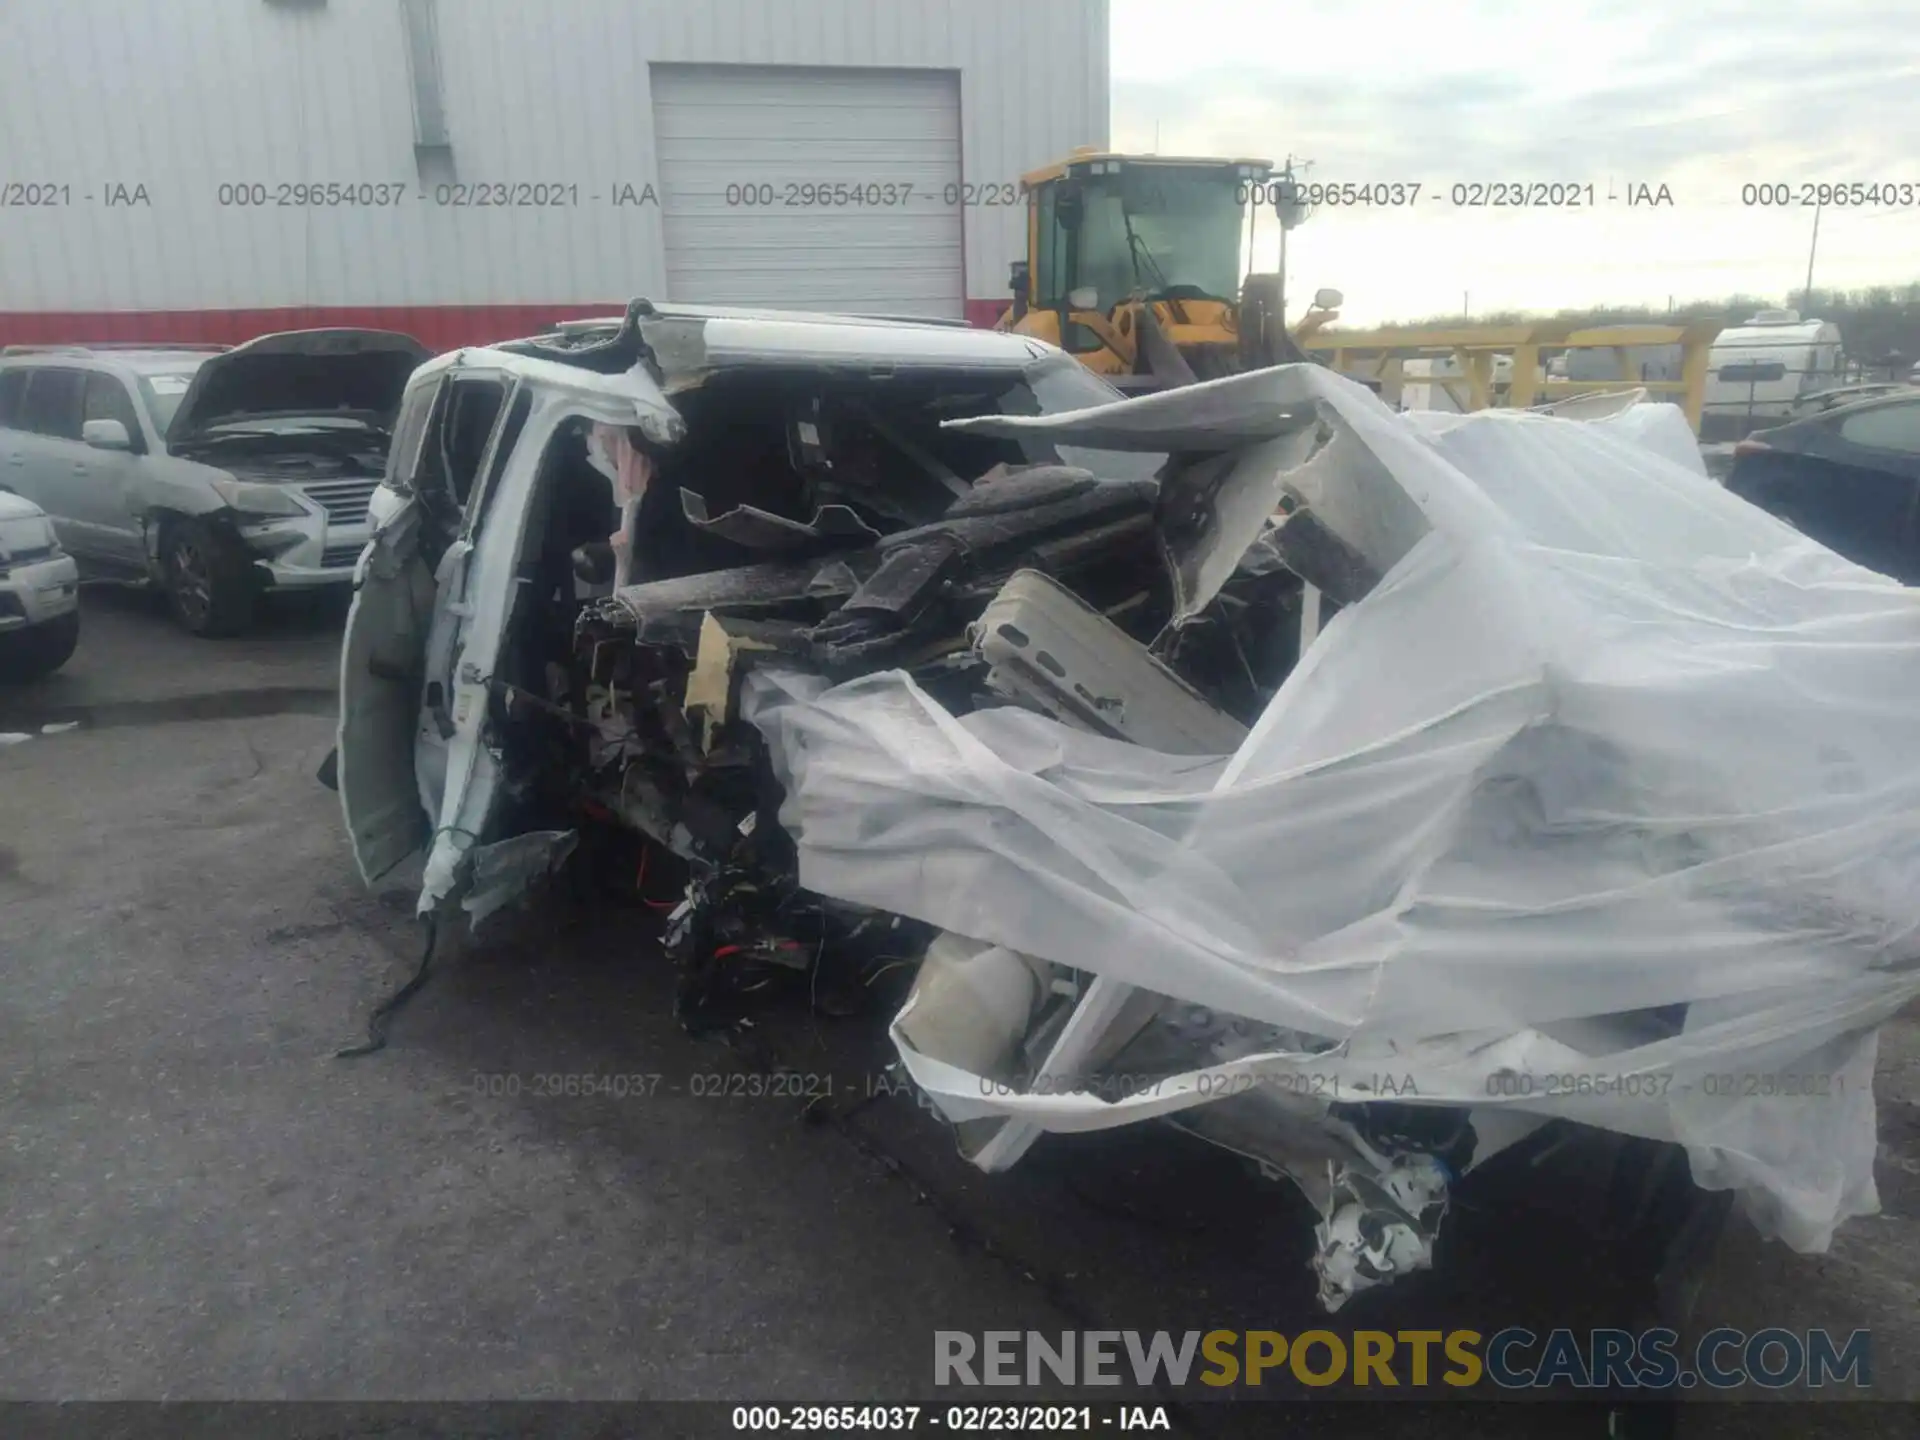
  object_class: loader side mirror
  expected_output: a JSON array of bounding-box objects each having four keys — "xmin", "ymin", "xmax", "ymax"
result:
[
  {"xmin": 1009, "ymin": 261, "xmax": 1029, "ymax": 321},
  {"xmin": 1313, "ymin": 288, "xmax": 1345, "ymax": 311}
]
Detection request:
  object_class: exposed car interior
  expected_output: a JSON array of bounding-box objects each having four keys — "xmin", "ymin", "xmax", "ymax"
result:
[{"xmin": 436, "ymin": 327, "xmax": 1321, "ymax": 1044}]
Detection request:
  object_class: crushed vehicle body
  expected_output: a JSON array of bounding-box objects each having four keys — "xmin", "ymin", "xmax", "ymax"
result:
[{"xmin": 337, "ymin": 300, "xmax": 1920, "ymax": 1311}]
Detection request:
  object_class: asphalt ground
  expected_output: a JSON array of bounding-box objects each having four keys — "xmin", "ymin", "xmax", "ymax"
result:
[{"xmin": 1, "ymin": 584, "xmax": 1914, "ymax": 1437}]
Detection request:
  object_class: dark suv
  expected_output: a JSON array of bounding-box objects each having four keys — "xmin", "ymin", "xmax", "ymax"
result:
[{"xmin": 1725, "ymin": 388, "xmax": 1920, "ymax": 580}]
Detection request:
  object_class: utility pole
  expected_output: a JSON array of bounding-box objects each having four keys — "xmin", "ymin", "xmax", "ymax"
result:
[
  {"xmin": 1463, "ymin": 291, "xmax": 1469, "ymax": 318},
  {"xmin": 1802, "ymin": 201, "xmax": 1822, "ymax": 313}
]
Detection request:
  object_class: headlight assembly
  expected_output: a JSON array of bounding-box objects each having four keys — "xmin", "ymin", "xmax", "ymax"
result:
[{"xmin": 209, "ymin": 476, "xmax": 312, "ymax": 519}]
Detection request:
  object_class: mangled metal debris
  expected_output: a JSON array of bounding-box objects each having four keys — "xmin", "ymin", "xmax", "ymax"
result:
[
  {"xmin": 335, "ymin": 302, "xmax": 1920, "ymax": 1311},
  {"xmin": 744, "ymin": 365, "xmax": 1920, "ymax": 1294},
  {"xmin": 1315, "ymin": 1154, "xmax": 1450, "ymax": 1311}
]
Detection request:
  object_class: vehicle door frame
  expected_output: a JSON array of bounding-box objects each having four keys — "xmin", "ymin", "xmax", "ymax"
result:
[
  {"xmin": 412, "ymin": 368, "xmax": 525, "ymax": 817},
  {"xmin": 336, "ymin": 355, "xmax": 488, "ymax": 887},
  {"xmin": 416, "ymin": 360, "xmax": 682, "ymax": 914},
  {"xmin": 6, "ymin": 366, "xmax": 92, "ymax": 552},
  {"xmin": 0, "ymin": 367, "xmax": 32, "ymax": 494},
  {"xmin": 413, "ymin": 378, "xmax": 576, "ymax": 912},
  {"xmin": 73, "ymin": 367, "xmax": 154, "ymax": 566},
  {"xmin": 1835, "ymin": 398, "xmax": 1920, "ymax": 578},
  {"xmin": 343, "ymin": 344, "xmax": 683, "ymax": 909}
]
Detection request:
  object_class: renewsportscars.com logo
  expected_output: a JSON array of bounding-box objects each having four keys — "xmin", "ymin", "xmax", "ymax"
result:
[{"xmin": 934, "ymin": 1327, "xmax": 1872, "ymax": 1391}]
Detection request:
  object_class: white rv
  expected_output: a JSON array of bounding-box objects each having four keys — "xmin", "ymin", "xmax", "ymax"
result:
[{"xmin": 1703, "ymin": 309, "xmax": 1843, "ymax": 437}]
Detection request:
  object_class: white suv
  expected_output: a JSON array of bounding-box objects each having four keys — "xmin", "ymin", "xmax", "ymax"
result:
[
  {"xmin": 0, "ymin": 488, "xmax": 80, "ymax": 679},
  {"xmin": 0, "ymin": 330, "xmax": 427, "ymax": 635}
]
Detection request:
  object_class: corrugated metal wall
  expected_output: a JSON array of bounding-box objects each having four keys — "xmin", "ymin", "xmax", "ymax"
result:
[
  {"xmin": 0, "ymin": 0, "xmax": 1107, "ymax": 340},
  {"xmin": 650, "ymin": 65, "xmax": 969, "ymax": 316}
]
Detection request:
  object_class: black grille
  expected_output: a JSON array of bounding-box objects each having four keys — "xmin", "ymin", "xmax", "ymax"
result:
[
  {"xmin": 0, "ymin": 592, "xmax": 24, "ymax": 619},
  {"xmin": 321, "ymin": 542, "xmax": 364, "ymax": 569}
]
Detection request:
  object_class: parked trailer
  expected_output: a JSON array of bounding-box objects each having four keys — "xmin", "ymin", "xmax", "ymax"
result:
[{"xmin": 1701, "ymin": 310, "xmax": 1843, "ymax": 440}]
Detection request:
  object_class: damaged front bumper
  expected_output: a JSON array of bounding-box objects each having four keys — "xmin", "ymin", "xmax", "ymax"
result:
[{"xmin": 248, "ymin": 515, "xmax": 369, "ymax": 588}]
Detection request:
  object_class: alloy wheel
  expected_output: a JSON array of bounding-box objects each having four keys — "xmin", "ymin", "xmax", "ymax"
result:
[{"xmin": 169, "ymin": 535, "xmax": 213, "ymax": 627}]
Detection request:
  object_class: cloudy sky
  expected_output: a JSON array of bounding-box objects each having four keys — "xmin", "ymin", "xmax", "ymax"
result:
[{"xmin": 1109, "ymin": 0, "xmax": 1920, "ymax": 326}]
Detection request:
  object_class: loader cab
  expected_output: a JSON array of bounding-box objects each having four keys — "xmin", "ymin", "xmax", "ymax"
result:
[{"xmin": 1010, "ymin": 153, "xmax": 1272, "ymax": 381}]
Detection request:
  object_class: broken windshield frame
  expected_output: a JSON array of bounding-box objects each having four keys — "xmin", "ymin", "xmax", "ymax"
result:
[{"xmin": 1013, "ymin": 354, "xmax": 1168, "ymax": 481}]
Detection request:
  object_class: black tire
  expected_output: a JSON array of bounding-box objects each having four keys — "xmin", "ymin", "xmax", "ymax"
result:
[
  {"xmin": 0, "ymin": 608, "xmax": 80, "ymax": 682},
  {"xmin": 161, "ymin": 517, "xmax": 258, "ymax": 636}
]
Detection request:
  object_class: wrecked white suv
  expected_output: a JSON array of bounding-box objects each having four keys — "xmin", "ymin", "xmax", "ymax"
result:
[
  {"xmin": 337, "ymin": 300, "xmax": 1920, "ymax": 1312},
  {"xmin": 337, "ymin": 300, "xmax": 1164, "ymax": 894},
  {"xmin": 0, "ymin": 330, "xmax": 427, "ymax": 634}
]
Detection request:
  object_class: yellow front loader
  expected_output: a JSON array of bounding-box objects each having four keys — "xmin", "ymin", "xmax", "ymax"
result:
[{"xmin": 997, "ymin": 150, "xmax": 1342, "ymax": 392}]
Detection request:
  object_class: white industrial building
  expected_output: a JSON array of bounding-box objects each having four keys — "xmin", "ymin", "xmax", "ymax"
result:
[{"xmin": 0, "ymin": 0, "xmax": 1109, "ymax": 348}]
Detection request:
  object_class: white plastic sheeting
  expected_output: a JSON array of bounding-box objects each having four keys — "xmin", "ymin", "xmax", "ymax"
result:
[{"xmin": 743, "ymin": 366, "xmax": 1920, "ymax": 1254}]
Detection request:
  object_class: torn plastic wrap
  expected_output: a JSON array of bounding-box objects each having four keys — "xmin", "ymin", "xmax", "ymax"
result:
[{"xmin": 743, "ymin": 365, "xmax": 1920, "ymax": 1265}]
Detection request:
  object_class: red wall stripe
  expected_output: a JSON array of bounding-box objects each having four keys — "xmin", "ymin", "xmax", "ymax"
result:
[{"xmin": 963, "ymin": 298, "xmax": 1008, "ymax": 329}]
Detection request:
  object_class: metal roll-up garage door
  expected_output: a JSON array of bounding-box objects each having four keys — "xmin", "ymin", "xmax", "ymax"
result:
[{"xmin": 651, "ymin": 65, "xmax": 964, "ymax": 318}]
